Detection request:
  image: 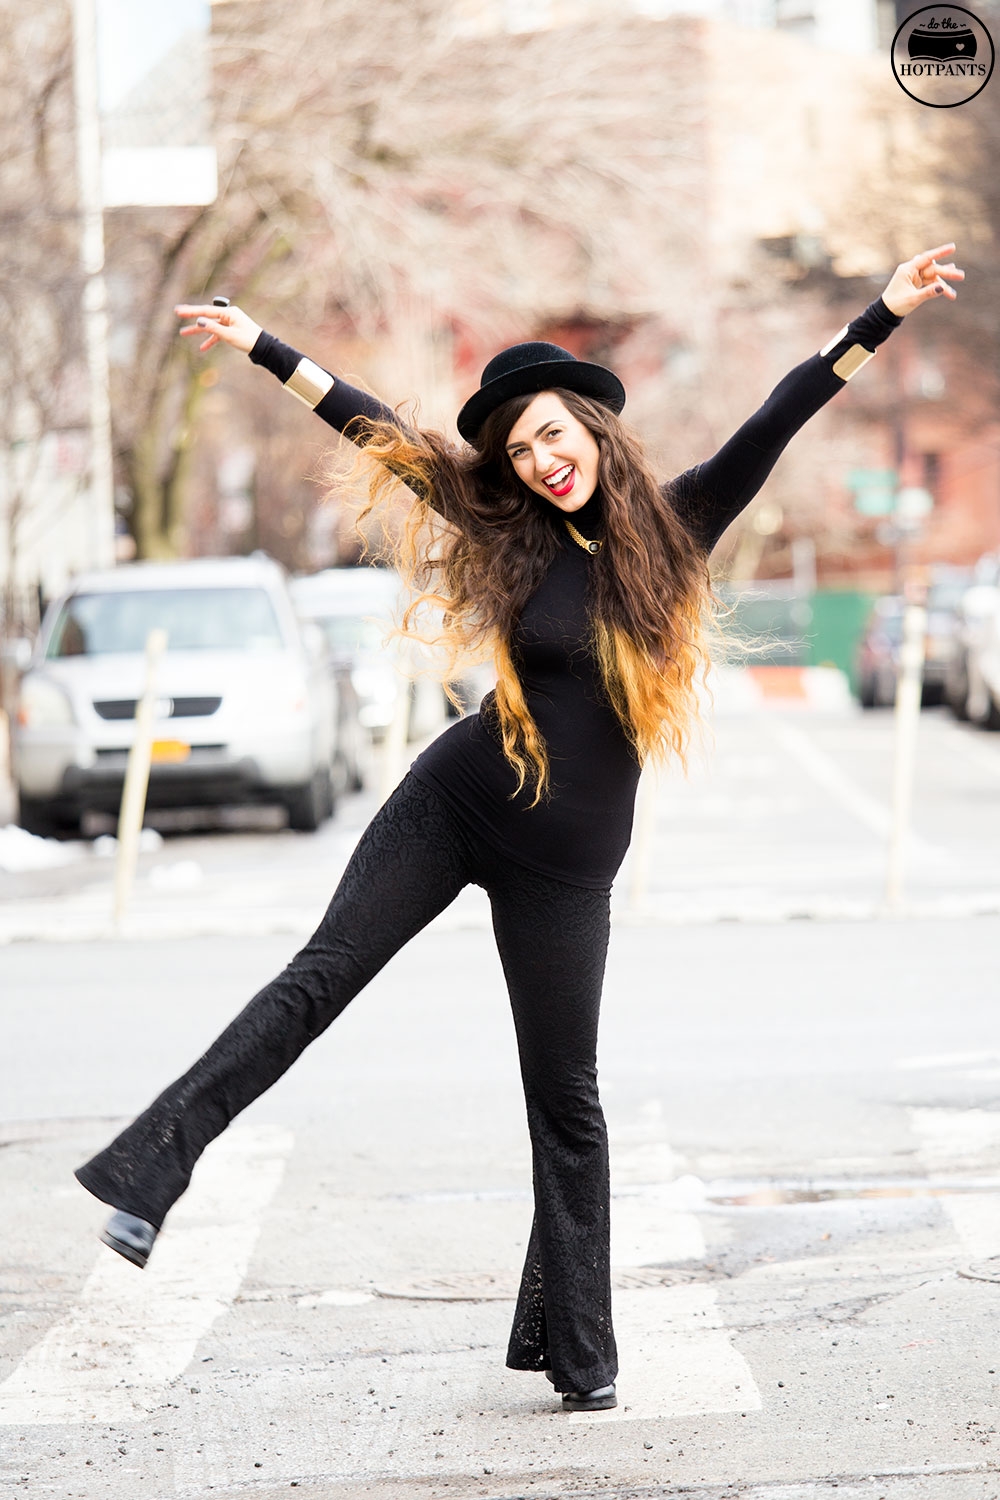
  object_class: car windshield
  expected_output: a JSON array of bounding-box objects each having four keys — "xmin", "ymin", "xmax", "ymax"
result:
[{"xmin": 45, "ymin": 588, "xmax": 285, "ymax": 657}]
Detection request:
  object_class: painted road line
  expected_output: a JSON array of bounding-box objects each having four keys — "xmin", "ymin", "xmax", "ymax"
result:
[
  {"xmin": 911, "ymin": 1107, "xmax": 1000, "ymax": 1260},
  {"xmin": 911, "ymin": 1106, "xmax": 1000, "ymax": 1164},
  {"xmin": 569, "ymin": 1283, "xmax": 762, "ymax": 1423},
  {"xmin": 896, "ymin": 1051, "xmax": 1000, "ymax": 1072},
  {"xmin": 768, "ymin": 721, "xmax": 947, "ymax": 864},
  {"xmin": 0, "ymin": 1124, "xmax": 292, "ymax": 1425},
  {"xmin": 949, "ymin": 731, "xmax": 1000, "ymax": 782},
  {"xmin": 612, "ymin": 1184, "xmax": 707, "ymax": 1264}
]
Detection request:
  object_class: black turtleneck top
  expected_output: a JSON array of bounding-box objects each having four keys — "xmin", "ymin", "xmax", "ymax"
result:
[{"xmin": 250, "ymin": 297, "xmax": 902, "ymax": 887}]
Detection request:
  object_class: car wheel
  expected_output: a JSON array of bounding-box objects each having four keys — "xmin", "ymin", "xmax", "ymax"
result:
[
  {"xmin": 322, "ymin": 765, "xmax": 337, "ymax": 820},
  {"xmin": 16, "ymin": 794, "xmax": 80, "ymax": 841},
  {"xmin": 980, "ymin": 693, "xmax": 1000, "ymax": 732},
  {"xmin": 335, "ymin": 747, "xmax": 364, "ymax": 794},
  {"xmin": 283, "ymin": 768, "xmax": 332, "ymax": 832},
  {"xmin": 946, "ymin": 675, "xmax": 970, "ymax": 721},
  {"xmin": 858, "ymin": 676, "xmax": 877, "ymax": 709}
]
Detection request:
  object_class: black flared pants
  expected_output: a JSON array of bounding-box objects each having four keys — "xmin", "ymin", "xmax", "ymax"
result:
[{"xmin": 75, "ymin": 774, "xmax": 617, "ymax": 1393}]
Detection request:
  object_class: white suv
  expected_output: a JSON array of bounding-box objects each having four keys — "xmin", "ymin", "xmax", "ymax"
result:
[{"xmin": 14, "ymin": 555, "xmax": 338, "ymax": 836}]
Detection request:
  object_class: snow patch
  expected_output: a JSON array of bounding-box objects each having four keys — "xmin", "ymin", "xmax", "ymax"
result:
[{"xmin": 0, "ymin": 825, "xmax": 83, "ymax": 872}]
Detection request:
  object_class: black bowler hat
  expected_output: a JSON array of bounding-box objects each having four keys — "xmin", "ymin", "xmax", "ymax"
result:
[{"xmin": 456, "ymin": 341, "xmax": 626, "ymax": 443}]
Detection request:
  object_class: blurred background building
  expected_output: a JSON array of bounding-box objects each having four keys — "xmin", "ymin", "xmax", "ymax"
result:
[{"xmin": 453, "ymin": 0, "xmax": 882, "ymax": 53}]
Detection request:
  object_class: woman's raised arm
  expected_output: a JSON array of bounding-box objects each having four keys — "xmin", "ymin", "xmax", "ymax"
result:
[
  {"xmin": 175, "ymin": 302, "xmax": 407, "ymax": 447},
  {"xmin": 668, "ymin": 243, "xmax": 964, "ymax": 555}
]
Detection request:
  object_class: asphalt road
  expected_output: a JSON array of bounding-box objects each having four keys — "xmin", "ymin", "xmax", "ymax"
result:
[{"xmin": 3, "ymin": 701, "xmax": 1000, "ymax": 1499}]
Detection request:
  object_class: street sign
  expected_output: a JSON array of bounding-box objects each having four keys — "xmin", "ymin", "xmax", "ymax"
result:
[{"xmin": 847, "ymin": 467, "xmax": 897, "ymax": 517}]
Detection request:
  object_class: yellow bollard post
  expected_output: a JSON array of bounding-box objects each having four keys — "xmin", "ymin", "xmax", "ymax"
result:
[
  {"xmin": 113, "ymin": 627, "xmax": 167, "ymax": 927},
  {"xmin": 885, "ymin": 599, "xmax": 927, "ymax": 912}
]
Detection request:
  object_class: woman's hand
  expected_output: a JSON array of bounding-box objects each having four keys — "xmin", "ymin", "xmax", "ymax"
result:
[
  {"xmin": 175, "ymin": 302, "xmax": 262, "ymax": 355},
  {"xmin": 880, "ymin": 243, "xmax": 964, "ymax": 317}
]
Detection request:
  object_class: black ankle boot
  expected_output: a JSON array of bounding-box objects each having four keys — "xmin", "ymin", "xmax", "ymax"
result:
[
  {"xmin": 100, "ymin": 1211, "xmax": 158, "ymax": 1269},
  {"xmin": 561, "ymin": 1384, "xmax": 617, "ymax": 1411}
]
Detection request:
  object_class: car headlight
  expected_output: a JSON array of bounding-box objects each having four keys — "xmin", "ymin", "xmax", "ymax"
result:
[{"xmin": 16, "ymin": 675, "xmax": 75, "ymax": 728}]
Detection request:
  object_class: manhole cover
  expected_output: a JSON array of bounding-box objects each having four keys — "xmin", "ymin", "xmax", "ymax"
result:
[
  {"xmin": 613, "ymin": 1266, "xmax": 699, "ymax": 1289},
  {"xmin": 959, "ymin": 1257, "xmax": 1000, "ymax": 1284},
  {"xmin": 374, "ymin": 1266, "xmax": 702, "ymax": 1301}
]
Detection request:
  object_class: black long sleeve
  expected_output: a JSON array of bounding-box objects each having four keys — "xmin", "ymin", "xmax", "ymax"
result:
[
  {"xmin": 669, "ymin": 297, "xmax": 903, "ymax": 553},
  {"xmin": 249, "ymin": 330, "xmax": 441, "ymax": 509},
  {"xmin": 249, "ymin": 331, "xmax": 403, "ymax": 438}
]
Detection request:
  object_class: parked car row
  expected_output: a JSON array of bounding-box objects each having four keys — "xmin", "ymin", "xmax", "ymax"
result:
[
  {"xmin": 11, "ymin": 555, "xmax": 462, "ymax": 839},
  {"xmin": 289, "ymin": 568, "xmax": 452, "ymax": 742},
  {"xmin": 855, "ymin": 558, "xmax": 1000, "ymax": 727},
  {"xmin": 942, "ymin": 554, "xmax": 1000, "ymax": 727}
]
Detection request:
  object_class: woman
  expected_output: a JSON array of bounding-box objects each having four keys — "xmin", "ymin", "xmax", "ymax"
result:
[{"xmin": 75, "ymin": 243, "xmax": 962, "ymax": 1412}]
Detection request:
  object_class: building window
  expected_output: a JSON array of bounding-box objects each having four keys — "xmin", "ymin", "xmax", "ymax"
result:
[{"xmin": 923, "ymin": 451, "xmax": 940, "ymax": 500}]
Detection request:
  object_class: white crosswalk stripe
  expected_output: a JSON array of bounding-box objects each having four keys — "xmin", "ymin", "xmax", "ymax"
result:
[
  {"xmin": 569, "ymin": 1283, "xmax": 762, "ymax": 1424},
  {"xmin": 0, "ymin": 1125, "xmax": 292, "ymax": 1425},
  {"xmin": 7, "ymin": 1104, "xmax": 1000, "ymax": 1470},
  {"xmin": 910, "ymin": 1106, "xmax": 1000, "ymax": 1262}
]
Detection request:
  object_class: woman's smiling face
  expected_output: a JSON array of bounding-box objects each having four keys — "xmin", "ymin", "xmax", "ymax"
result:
[{"xmin": 504, "ymin": 392, "xmax": 600, "ymax": 512}]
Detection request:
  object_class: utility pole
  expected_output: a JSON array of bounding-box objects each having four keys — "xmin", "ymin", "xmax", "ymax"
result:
[{"xmin": 71, "ymin": 0, "xmax": 117, "ymax": 573}]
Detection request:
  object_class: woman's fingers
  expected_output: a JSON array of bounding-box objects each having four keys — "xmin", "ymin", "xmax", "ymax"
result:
[
  {"xmin": 174, "ymin": 302, "xmax": 261, "ymax": 354},
  {"xmin": 913, "ymin": 242, "xmax": 956, "ymax": 268},
  {"xmin": 907, "ymin": 246, "xmax": 965, "ymax": 291},
  {"xmin": 178, "ymin": 317, "xmax": 224, "ymax": 353},
  {"xmin": 178, "ymin": 320, "xmax": 222, "ymax": 336},
  {"xmin": 881, "ymin": 245, "xmax": 963, "ymax": 316}
]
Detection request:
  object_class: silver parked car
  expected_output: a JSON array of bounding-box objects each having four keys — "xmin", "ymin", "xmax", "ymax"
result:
[
  {"xmin": 289, "ymin": 567, "xmax": 450, "ymax": 741},
  {"xmin": 855, "ymin": 573, "xmax": 971, "ymax": 710},
  {"xmin": 14, "ymin": 554, "xmax": 339, "ymax": 836},
  {"xmin": 944, "ymin": 554, "xmax": 1000, "ymax": 727}
]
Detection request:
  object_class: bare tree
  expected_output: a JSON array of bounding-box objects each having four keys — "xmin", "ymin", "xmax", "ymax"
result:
[
  {"xmin": 102, "ymin": 2, "xmax": 712, "ymax": 558},
  {"xmin": 0, "ymin": 0, "xmax": 87, "ymax": 632}
]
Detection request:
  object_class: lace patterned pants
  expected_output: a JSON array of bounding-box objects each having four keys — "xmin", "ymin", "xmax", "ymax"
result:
[{"xmin": 75, "ymin": 773, "xmax": 617, "ymax": 1394}]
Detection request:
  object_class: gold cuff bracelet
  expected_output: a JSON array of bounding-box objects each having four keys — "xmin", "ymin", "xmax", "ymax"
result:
[
  {"xmin": 284, "ymin": 357, "xmax": 335, "ymax": 408},
  {"xmin": 819, "ymin": 325, "xmax": 876, "ymax": 382},
  {"xmin": 820, "ymin": 325, "xmax": 850, "ymax": 356},
  {"xmin": 831, "ymin": 345, "xmax": 875, "ymax": 381}
]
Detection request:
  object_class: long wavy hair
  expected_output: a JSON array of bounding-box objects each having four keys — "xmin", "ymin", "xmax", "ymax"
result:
[{"xmin": 344, "ymin": 387, "xmax": 714, "ymax": 804}]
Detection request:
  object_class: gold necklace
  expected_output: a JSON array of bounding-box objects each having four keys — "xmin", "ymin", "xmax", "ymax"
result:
[{"xmin": 564, "ymin": 519, "xmax": 602, "ymax": 554}]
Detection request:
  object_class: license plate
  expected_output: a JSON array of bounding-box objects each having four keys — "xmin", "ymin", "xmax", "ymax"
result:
[{"xmin": 150, "ymin": 740, "xmax": 191, "ymax": 763}]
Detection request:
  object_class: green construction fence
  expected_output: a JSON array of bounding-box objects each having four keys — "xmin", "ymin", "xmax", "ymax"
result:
[{"xmin": 716, "ymin": 587, "xmax": 879, "ymax": 693}]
